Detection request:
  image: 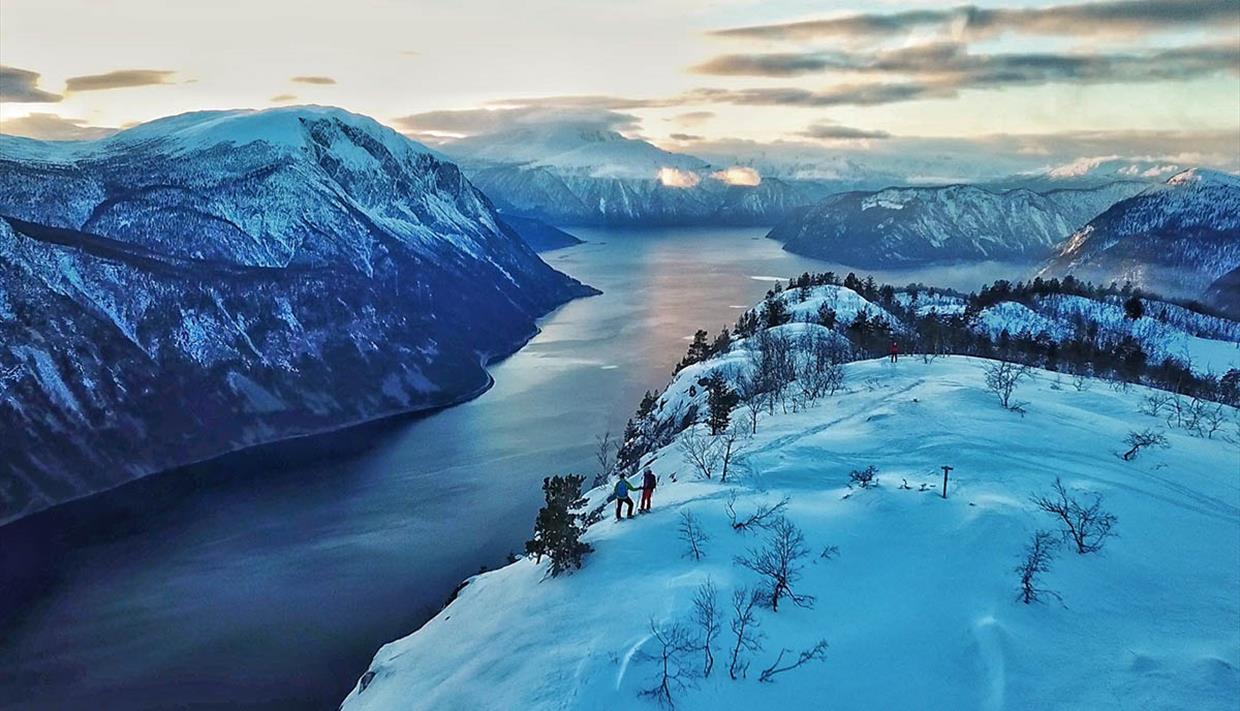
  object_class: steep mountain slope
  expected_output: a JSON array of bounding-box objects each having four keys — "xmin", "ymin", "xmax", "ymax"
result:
[
  {"xmin": 768, "ymin": 182, "xmax": 1144, "ymax": 266},
  {"xmin": 342, "ymin": 357, "xmax": 1240, "ymax": 710},
  {"xmin": 1040, "ymin": 169, "xmax": 1240, "ymax": 299},
  {"xmin": 497, "ymin": 215, "xmax": 583, "ymax": 252},
  {"xmin": 446, "ymin": 126, "xmax": 836, "ymax": 227},
  {"xmin": 1205, "ymin": 267, "xmax": 1240, "ymax": 319},
  {"xmin": 0, "ymin": 106, "xmax": 596, "ymax": 524}
]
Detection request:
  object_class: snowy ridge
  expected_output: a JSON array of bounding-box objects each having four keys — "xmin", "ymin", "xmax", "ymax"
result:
[
  {"xmin": 768, "ymin": 182, "xmax": 1146, "ymax": 267},
  {"xmin": 342, "ymin": 356, "xmax": 1240, "ymax": 710}
]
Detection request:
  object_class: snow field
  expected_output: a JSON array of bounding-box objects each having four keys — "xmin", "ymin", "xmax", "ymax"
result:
[{"xmin": 344, "ymin": 357, "xmax": 1240, "ymax": 710}]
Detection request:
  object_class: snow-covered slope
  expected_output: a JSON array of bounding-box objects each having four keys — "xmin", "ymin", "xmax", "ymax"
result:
[
  {"xmin": 343, "ymin": 356, "xmax": 1240, "ymax": 710},
  {"xmin": 0, "ymin": 106, "xmax": 596, "ymax": 523},
  {"xmin": 768, "ymin": 182, "xmax": 1144, "ymax": 267},
  {"xmin": 1040, "ymin": 169, "xmax": 1240, "ymax": 299}
]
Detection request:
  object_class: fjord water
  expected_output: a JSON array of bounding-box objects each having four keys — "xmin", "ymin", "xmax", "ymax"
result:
[{"xmin": 0, "ymin": 228, "xmax": 1024, "ymax": 709}]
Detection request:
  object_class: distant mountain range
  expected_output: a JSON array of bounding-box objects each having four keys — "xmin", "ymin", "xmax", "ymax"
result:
[
  {"xmin": 441, "ymin": 125, "xmax": 868, "ymax": 227},
  {"xmin": 0, "ymin": 106, "xmax": 595, "ymax": 523},
  {"xmin": 766, "ymin": 181, "xmax": 1147, "ymax": 266}
]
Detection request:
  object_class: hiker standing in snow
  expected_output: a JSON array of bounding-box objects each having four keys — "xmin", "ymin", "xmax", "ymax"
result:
[
  {"xmin": 889, "ymin": 340, "xmax": 899, "ymax": 363},
  {"xmin": 613, "ymin": 473, "xmax": 640, "ymax": 520},
  {"xmin": 639, "ymin": 467, "xmax": 657, "ymax": 513}
]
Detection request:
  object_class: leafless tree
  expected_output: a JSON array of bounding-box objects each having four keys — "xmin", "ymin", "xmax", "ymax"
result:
[
  {"xmin": 718, "ymin": 417, "xmax": 752, "ymax": 483},
  {"xmin": 983, "ymin": 360, "xmax": 1032, "ymax": 410},
  {"xmin": 736, "ymin": 517, "xmax": 815, "ymax": 612},
  {"xmin": 679, "ymin": 424, "xmax": 721, "ymax": 480},
  {"xmin": 1121, "ymin": 429, "xmax": 1168, "ymax": 461},
  {"xmin": 735, "ymin": 371, "xmax": 764, "ymax": 434},
  {"xmin": 758, "ymin": 639, "xmax": 829, "ymax": 683},
  {"xmin": 1032, "ymin": 477, "xmax": 1117, "ymax": 554},
  {"xmin": 848, "ymin": 465, "xmax": 878, "ymax": 489},
  {"xmin": 1139, "ymin": 392, "xmax": 1174, "ymax": 418},
  {"xmin": 797, "ymin": 330, "xmax": 846, "ymax": 403},
  {"xmin": 725, "ymin": 492, "xmax": 791, "ymax": 532},
  {"xmin": 678, "ymin": 510, "xmax": 709, "ymax": 561},
  {"xmin": 592, "ymin": 429, "xmax": 617, "ymax": 487},
  {"xmin": 636, "ymin": 619, "xmax": 695, "ymax": 709},
  {"xmin": 1198, "ymin": 402, "xmax": 1228, "ymax": 439},
  {"xmin": 1071, "ymin": 371, "xmax": 1091, "ymax": 392},
  {"xmin": 691, "ymin": 579, "xmax": 721, "ymax": 678},
  {"xmin": 1015, "ymin": 530, "xmax": 1061, "ymax": 604},
  {"xmin": 728, "ymin": 586, "xmax": 764, "ymax": 680}
]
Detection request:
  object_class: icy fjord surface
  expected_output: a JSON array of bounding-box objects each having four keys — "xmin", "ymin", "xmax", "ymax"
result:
[{"xmin": 343, "ymin": 356, "xmax": 1239, "ymax": 711}]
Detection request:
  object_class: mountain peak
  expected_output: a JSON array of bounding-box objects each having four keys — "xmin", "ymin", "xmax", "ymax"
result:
[
  {"xmin": 1165, "ymin": 167, "xmax": 1240, "ymax": 188},
  {"xmin": 103, "ymin": 105, "xmax": 436, "ymax": 158}
]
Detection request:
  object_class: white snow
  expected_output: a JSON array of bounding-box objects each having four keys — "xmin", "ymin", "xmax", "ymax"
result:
[{"xmin": 342, "ymin": 357, "xmax": 1240, "ymax": 710}]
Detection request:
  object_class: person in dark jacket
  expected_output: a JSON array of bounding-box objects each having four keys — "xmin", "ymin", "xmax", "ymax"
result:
[
  {"xmin": 639, "ymin": 468, "xmax": 657, "ymax": 512},
  {"xmin": 613, "ymin": 474, "xmax": 640, "ymax": 520},
  {"xmin": 889, "ymin": 340, "xmax": 899, "ymax": 363}
]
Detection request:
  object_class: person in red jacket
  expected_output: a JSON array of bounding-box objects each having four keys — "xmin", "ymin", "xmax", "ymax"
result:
[
  {"xmin": 889, "ymin": 340, "xmax": 899, "ymax": 363},
  {"xmin": 639, "ymin": 467, "xmax": 657, "ymax": 512}
]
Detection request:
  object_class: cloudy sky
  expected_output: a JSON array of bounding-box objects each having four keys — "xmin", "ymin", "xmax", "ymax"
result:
[{"xmin": 1, "ymin": 0, "xmax": 1237, "ymax": 171}]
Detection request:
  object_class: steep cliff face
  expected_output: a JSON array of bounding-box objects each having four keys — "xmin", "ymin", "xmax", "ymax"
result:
[
  {"xmin": 1040, "ymin": 169, "xmax": 1240, "ymax": 299},
  {"xmin": 0, "ymin": 106, "xmax": 595, "ymax": 523}
]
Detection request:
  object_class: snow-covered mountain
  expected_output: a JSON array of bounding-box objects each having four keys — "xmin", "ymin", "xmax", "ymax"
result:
[
  {"xmin": 767, "ymin": 182, "xmax": 1145, "ymax": 267},
  {"xmin": 1040, "ymin": 169, "xmax": 1240, "ymax": 300},
  {"xmin": 0, "ymin": 106, "xmax": 596, "ymax": 524},
  {"xmin": 443, "ymin": 126, "xmax": 838, "ymax": 227},
  {"xmin": 343, "ymin": 354, "xmax": 1239, "ymax": 710},
  {"xmin": 990, "ymin": 157, "xmax": 1192, "ymax": 191}
]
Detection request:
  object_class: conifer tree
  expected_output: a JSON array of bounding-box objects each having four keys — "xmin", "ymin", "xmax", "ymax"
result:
[
  {"xmin": 704, "ymin": 372, "xmax": 739, "ymax": 435},
  {"xmin": 525, "ymin": 474, "xmax": 592, "ymax": 576}
]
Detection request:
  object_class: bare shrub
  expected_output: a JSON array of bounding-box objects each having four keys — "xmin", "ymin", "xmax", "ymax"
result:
[
  {"xmin": 636, "ymin": 620, "xmax": 695, "ymax": 708},
  {"xmin": 718, "ymin": 417, "xmax": 752, "ymax": 483},
  {"xmin": 1015, "ymin": 530, "xmax": 1061, "ymax": 604},
  {"xmin": 728, "ymin": 586, "xmax": 764, "ymax": 680},
  {"xmin": 1121, "ymin": 429, "xmax": 1168, "ymax": 461},
  {"xmin": 1071, "ymin": 372, "xmax": 1091, "ymax": 392},
  {"xmin": 1032, "ymin": 477, "xmax": 1117, "ymax": 554},
  {"xmin": 848, "ymin": 465, "xmax": 878, "ymax": 489},
  {"xmin": 983, "ymin": 360, "xmax": 1032, "ymax": 410},
  {"xmin": 691, "ymin": 579, "xmax": 721, "ymax": 678},
  {"xmin": 725, "ymin": 492, "xmax": 791, "ymax": 532},
  {"xmin": 758, "ymin": 639, "xmax": 829, "ymax": 683},
  {"xmin": 736, "ymin": 517, "xmax": 815, "ymax": 612},
  {"xmin": 679, "ymin": 424, "xmax": 721, "ymax": 480},
  {"xmin": 592, "ymin": 429, "xmax": 617, "ymax": 487},
  {"xmin": 678, "ymin": 510, "xmax": 709, "ymax": 561},
  {"xmin": 1139, "ymin": 392, "xmax": 1174, "ymax": 418}
]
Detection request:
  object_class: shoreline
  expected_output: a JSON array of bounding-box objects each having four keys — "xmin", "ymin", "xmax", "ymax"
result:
[{"xmin": 0, "ymin": 284, "xmax": 600, "ymax": 531}]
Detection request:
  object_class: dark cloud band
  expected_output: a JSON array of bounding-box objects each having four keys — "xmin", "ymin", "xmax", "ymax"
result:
[
  {"xmin": 712, "ymin": 0, "xmax": 1239, "ymax": 42},
  {"xmin": 0, "ymin": 65, "xmax": 62, "ymax": 102},
  {"xmin": 65, "ymin": 69, "xmax": 175, "ymax": 92}
]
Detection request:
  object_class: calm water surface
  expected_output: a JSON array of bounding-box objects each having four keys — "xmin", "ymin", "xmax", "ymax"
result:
[{"xmin": 0, "ymin": 228, "xmax": 1024, "ymax": 709}]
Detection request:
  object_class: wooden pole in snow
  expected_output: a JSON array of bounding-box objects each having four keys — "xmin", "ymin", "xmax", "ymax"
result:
[{"xmin": 940, "ymin": 465, "xmax": 953, "ymax": 499}]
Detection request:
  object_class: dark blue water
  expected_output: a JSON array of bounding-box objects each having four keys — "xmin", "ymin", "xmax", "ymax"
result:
[{"xmin": 0, "ymin": 228, "xmax": 1018, "ymax": 709}]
